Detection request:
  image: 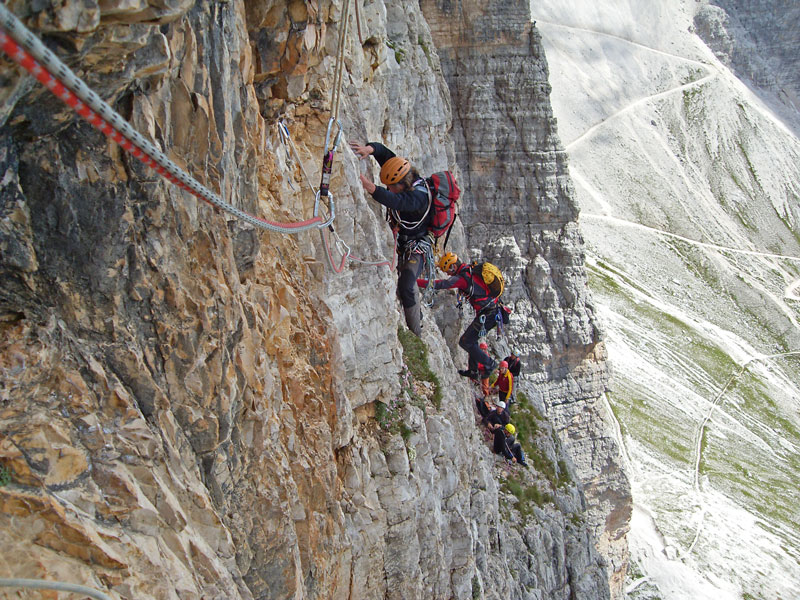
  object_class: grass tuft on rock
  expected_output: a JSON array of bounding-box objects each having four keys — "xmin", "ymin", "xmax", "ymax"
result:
[{"xmin": 397, "ymin": 326, "xmax": 442, "ymax": 409}]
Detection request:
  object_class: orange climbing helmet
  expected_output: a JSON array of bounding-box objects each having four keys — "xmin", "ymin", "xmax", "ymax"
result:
[
  {"xmin": 437, "ymin": 252, "xmax": 458, "ymax": 273},
  {"xmin": 380, "ymin": 157, "xmax": 411, "ymax": 185}
]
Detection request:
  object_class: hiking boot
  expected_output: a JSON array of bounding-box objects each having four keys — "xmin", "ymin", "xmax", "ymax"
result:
[{"xmin": 458, "ymin": 369, "xmax": 479, "ymax": 380}]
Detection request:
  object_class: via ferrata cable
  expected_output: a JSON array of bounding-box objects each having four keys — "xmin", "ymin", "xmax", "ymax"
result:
[{"xmin": 0, "ymin": 4, "xmax": 325, "ymax": 235}]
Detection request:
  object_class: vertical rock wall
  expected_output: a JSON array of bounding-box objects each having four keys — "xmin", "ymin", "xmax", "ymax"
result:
[
  {"xmin": 1, "ymin": 0, "xmax": 623, "ymax": 598},
  {"xmin": 419, "ymin": 0, "xmax": 631, "ymax": 596}
]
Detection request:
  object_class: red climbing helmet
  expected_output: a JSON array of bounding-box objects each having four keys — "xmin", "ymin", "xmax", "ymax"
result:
[{"xmin": 499, "ymin": 360, "xmax": 508, "ymax": 369}]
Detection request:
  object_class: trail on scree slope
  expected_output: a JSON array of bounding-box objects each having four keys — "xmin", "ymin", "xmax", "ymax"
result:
[{"xmin": 538, "ymin": 17, "xmax": 800, "ymax": 561}]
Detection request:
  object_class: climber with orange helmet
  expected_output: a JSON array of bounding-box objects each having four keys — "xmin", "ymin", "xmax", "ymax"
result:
[
  {"xmin": 351, "ymin": 141, "xmax": 433, "ymax": 336},
  {"xmin": 417, "ymin": 252, "xmax": 504, "ymax": 379}
]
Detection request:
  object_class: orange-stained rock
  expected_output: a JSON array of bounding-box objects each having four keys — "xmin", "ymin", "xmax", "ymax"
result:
[{"xmin": 0, "ymin": 1, "xmax": 621, "ymax": 599}]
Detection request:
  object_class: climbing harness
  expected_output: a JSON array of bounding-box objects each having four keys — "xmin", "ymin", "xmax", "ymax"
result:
[
  {"xmin": 404, "ymin": 235, "xmax": 436, "ymax": 306},
  {"xmin": 388, "ymin": 178, "xmax": 433, "ymax": 230},
  {"xmin": 0, "ymin": 4, "xmax": 333, "ymax": 235}
]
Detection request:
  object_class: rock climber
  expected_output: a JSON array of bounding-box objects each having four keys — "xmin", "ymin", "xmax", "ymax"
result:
[
  {"xmin": 351, "ymin": 140, "xmax": 433, "ymax": 336},
  {"xmin": 490, "ymin": 360, "xmax": 514, "ymax": 407},
  {"xmin": 493, "ymin": 424, "xmax": 527, "ymax": 466},
  {"xmin": 484, "ymin": 400, "xmax": 509, "ymax": 432},
  {"xmin": 503, "ymin": 352, "xmax": 521, "ymax": 378},
  {"xmin": 417, "ymin": 252, "xmax": 507, "ymax": 378}
]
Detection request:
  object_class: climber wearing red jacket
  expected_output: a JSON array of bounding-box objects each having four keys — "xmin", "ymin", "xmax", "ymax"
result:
[{"xmin": 417, "ymin": 252, "xmax": 506, "ymax": 378}]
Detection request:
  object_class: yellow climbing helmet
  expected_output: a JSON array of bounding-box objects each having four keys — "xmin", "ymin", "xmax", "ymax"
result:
[
  {"xmin": 505, "ymin": 424, "xmax": 516, "ymax": 435},
  {"xmin": 380, "ymin": 156, "xmax": 411, "ymax": 185},
  {"xmin": 437, "ymin": 252, "xmax": 458, "ymax": 272}
]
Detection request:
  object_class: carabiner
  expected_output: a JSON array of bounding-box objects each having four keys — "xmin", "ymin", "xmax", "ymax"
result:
[
  {"xmin": 278, "ymin": 120, "xmax": 291, "ymax": 145},
  {"xmin": 277, "ymin": 121, "xmax": 297, "ymax": 190},
  {"xmin": 323, "ymin": 117, "xmax": 343, "ymax": 154},
  {"xmin": 478, "ymin": 313, "xmax": 487, "ymax": 338},
  {"xmin": 313, "ymin": 189, "xmax": 336, "ymax": 228}
]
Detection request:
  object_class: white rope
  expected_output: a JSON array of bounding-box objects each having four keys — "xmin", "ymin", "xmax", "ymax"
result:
[{"xmin": 0, "ymin": 578, "xmax": 112, "ymax": 600}]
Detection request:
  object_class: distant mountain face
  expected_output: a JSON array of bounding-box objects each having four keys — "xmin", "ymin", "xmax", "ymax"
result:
[
  {"xmin": 534, "ymin": 0, "xmax": 800, "ymax": 599},
  {"xmin": 695, "ymin": 0, "xmax": 800, "ymax": 122}
]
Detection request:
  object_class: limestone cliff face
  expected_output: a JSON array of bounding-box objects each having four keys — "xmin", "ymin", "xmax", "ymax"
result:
[
  {"xmin": 419, "ymin": 1, "xmax": 631, "ymax": 596},
  {"xmin": 1, "ymin": 1, "xmax": 624, "ymax": 599}
]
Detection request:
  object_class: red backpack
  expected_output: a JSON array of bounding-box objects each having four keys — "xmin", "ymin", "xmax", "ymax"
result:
[{"xmin": 425, "ymin": 171, "xmax": 460, "ymax": 239}]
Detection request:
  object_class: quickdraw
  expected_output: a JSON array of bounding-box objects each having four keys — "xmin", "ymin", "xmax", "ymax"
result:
[
  {"xmin": 318, "ymin": 118, "xmax": 342, "ymax": 203},
  {"xmin": 495, "ymin": 306, "xmax": 504, "ymax": 338},
  {"xmin": 478, "ymin": 313, "xmax": 487, "ymax": 338}
]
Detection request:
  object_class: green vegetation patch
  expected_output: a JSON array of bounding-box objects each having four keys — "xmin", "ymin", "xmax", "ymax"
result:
[
  {"xmin": 501, "ymin": 473, "xmax": 552, "ymax": 521},
  {"xmin": 514, "ymin": 392, "xmax": 571, "ymax": 489},
  {"xmin": 0, "ymin": 465, "xmax": 11, "ymax": 487},
  {"xmin": 397, "ymin": 326, "xmax": 442, "ymax": 409},
  {"xmin": 385, "ymin": 39, "xmax": 405, "ymax": 64},
  {"xmin": 375, "ymin": 396, "xmax": 404, "ymax": 436}
]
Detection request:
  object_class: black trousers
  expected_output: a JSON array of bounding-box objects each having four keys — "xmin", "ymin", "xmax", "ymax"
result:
[
  {"xmin": 492, "ymin": 430, "xmax": 525, "ymax": 463},
  {"xmin": 459, "ymin": 308, "xmax": 499, "ymax": 372}
]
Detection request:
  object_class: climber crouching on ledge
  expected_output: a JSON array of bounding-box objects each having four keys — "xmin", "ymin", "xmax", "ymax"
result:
[{"xmin": 351, "ymin": 141, "xmax": 433, "ymax": 336}]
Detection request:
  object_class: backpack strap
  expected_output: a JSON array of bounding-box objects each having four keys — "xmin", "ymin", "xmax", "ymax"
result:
[
  {"xmin": 389, "ymin": 178, "xmax": 432, "ymax": 230},
  {"xmin": 461, "ymin": 264, "xmax": 497, "ymax": 311},
  {"xmin": 440, "ymin": 213, "xmax": 458, "ymax": 251}
]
